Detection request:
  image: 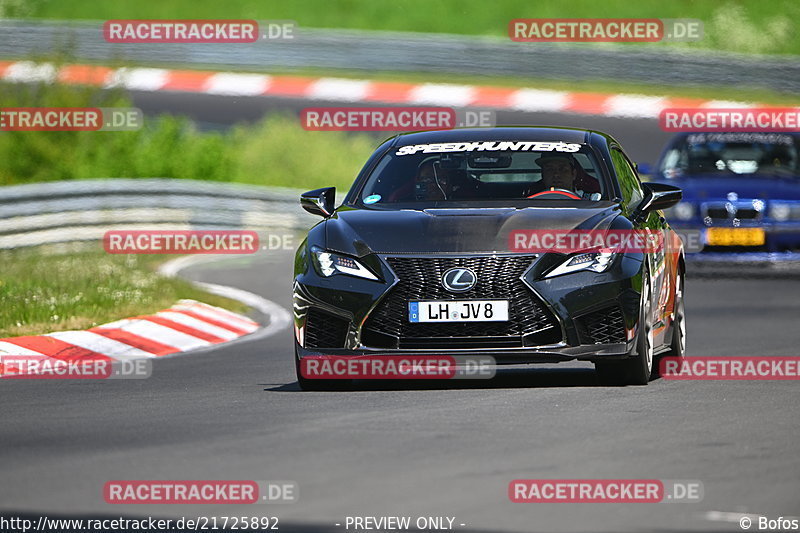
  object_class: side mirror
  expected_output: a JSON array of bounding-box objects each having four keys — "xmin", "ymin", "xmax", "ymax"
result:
[
  {"xmin": 634, "ymin": 182, "xmax": 682, "ymax": 222},
  {"xmin": 301, "ymin": 187, "xmax": 336, "ymax": 218}
]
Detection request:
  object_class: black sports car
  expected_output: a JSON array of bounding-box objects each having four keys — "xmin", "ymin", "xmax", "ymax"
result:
[{"xmin": 293, "ymin": 127, "xmax": 686, "ymax": 388}]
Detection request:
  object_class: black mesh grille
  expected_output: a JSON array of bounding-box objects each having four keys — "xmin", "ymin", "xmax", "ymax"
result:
[
  {"xmin": 575, "ymin": 305, "xmax": 626, "ymax": 345},
  {"xmin": 305, "ymin": 309, "xmax": 349, "ymax": 349},
  {"xmin": 706, "ymin": 207, "xmax": 729, "ymax": 219},
  {"xmin": 735, "ymin": 208, "xmax": 759, "ymax": 219},
  {"xmin": 362, "ymin": 256, "xmax": 561, "ymax": 349}
]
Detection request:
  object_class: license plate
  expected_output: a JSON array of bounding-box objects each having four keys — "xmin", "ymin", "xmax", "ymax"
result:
[
  {"xmin": 706, "ymin": 227, "xmax": 765, "ymax": 246},
  {"xmin": 409, "ymin": 300, "xmax": 509, "ymax": 323}
]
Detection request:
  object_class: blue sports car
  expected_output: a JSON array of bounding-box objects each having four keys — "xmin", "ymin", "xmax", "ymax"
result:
[{"xmin": 647, "ymin": 132, "xmax": 800, "ymax": 260}]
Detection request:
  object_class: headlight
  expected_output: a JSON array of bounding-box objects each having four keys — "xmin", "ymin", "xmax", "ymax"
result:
[
  {"xmin": 769, "ymin": 203, "xmax": 793, "ymax": 221},
  {"xmin": 311, "ymin": 248, "xmax": 378, "ymax": 280},
  {"xmin": 545, "ymin": 250, "xmax": 616, "ymax": 278},
  {"xmin": 671, "ymin": 202, "xmax": 695, "ymax": 221}
]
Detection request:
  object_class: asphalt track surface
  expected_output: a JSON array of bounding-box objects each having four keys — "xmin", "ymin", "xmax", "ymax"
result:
[{"xmin": 2, "ymin": 92, "xmax": 800, "ymax": 533}]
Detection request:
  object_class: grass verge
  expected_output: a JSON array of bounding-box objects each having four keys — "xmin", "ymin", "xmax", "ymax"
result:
[
  {"xmin": 0, "ymin": 80, "xmax": 377, "ymax": 189},
  {"xmin": 0, "ymin": 245, "xmax": 249, "ymax": 338}
]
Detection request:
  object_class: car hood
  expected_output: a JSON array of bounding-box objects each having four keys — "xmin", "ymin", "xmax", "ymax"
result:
[
  {"xmin": 324, "ymin": 204, "xmax": 624, "ymax": 255},
  {"xmin": 660, "ymin": 174, "xmax": 800, "ymax": 202}
]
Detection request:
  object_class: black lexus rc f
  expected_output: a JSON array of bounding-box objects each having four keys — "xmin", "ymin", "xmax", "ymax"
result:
[{"xmin": 293, "ymin": 127, "xmax": 686, "ymax": 388}]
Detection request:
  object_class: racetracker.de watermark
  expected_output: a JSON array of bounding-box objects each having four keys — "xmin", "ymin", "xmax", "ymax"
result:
[
  {"xmin": 103, "ymin": 20, "xmax": 296, "ymax": 42},
  {"xmin": 0, "ymin": 356, "xmax": 151, "ymax": 379},
  {"xmin": 299, "ymin": 355, "xmax": 496, "ymax": 380},
  {"xmin": 509, "ymin": 230, "xmax": 664, "ymax": 253},
  {"xmin": 104, "ymin": 480, "xmax": 298, "ymax": 504},
  {"xmin": 0, "ymin": 107, "xmax": 143, "ymax": 131},
  {"xmin": 660, "ymin": 357, "xmax": 800, "ymax": 380},
  {"xmin": 660, "ymin": 108, "xmax": 800, "ymax": 132},
  {"xmin": 103, "ymin": 230, "xmax": 260, "ymax": 254},
  {"xmin": 509, "ymin": 18, "xmax": 703, "ymax": 42},
  {"xmin": 509, "ymin": 479, "xmax": 703, "ymax": 503},
  {"xmin": 300, "ymin": 107, "xmax": 495, "ymax": 132}
]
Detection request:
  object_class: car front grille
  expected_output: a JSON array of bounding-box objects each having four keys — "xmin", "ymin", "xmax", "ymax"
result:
[
  {"xmin": 705, "ymin": 207, "xmax": 729, "ymax": 219},
  {"xmin": 734, "ymin": 208, "xmax": 759, "ymax": 219},
  {"xmin": 361, "ymin": 255, "xmax": 561, "ymax": 349},
  {"xmin": 575, "ymin": 305, "xmax": 627, "ymax": 345},
  {"xmin": 305, "ymin": 309, "xmax": 349, "ymax": 349}
]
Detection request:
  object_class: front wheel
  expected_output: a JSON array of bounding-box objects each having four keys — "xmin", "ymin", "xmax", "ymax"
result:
[
  {"xmin": 666, "ymin": 273, "xmax": 686, "ymax": 358},
  {"xmin": 596, "ymin": 270, "xmax": 654, "ymax": 386}
]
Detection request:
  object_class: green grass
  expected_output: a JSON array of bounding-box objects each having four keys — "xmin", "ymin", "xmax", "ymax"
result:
[
  {"xmin": 228, "ymin": 117, "xmax": 376, "ymax": 191},
  {"xmin": 0, "ymin": 246, "xmax": 249, "ymax": 338},
  {"xmin": 0, "ymin": 80, "xmax": 377, "ymax": 190},
  {"xmin": 12, "ymin": 0, "xmax": 800, "ymax": 55}
]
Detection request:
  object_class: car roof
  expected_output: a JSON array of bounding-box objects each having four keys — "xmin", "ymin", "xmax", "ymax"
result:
[{"xmin": 391, "ymin": 126, "xmax": 598, "ymax": 146}]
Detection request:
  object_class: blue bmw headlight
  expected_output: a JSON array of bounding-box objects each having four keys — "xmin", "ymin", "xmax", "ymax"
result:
[
  {"xmin": 670, "ymin": 202, "xmax": 695, "ymax": 221},
  {"xmin": 768, "ymin": 202, "xmax": 800, "ymax": 221}
]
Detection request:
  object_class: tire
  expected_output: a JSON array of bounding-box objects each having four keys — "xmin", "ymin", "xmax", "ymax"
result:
[
  {"xmin": 652, "ymin": 272, "xmax": 686, "ymax": 378},
  {"xmin": 294, "ymin": 344, "xmax": 351, "ymax": 391},
  {"xmin": 666, "ymin": 273, "xmax": 686, "ymax": 358},
  {"xmin": 596, "ymin": 270, "xmax": 654, "ymax": 386}
]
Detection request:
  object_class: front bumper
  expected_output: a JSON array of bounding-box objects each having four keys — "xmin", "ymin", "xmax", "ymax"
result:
[
  {"xmin": 295, "ymin": 342, "xmax": 630, "ymax": 365},
  {"xmin": 293, "ymin": 253, "xmax": 645, "ymax": 364}
]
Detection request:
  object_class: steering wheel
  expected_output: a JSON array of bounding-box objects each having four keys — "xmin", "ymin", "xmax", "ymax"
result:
[{"xmin": 527, "ymin": 188, "xmax": 581, "ymax": 200}]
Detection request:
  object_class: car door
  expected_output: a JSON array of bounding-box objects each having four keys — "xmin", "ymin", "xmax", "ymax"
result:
[{"xmin": 610, "ymin": 145, "xmax": 671, "ymax": 347}]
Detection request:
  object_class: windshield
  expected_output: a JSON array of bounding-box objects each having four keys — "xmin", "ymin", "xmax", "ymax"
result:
[
  {"xmin": 658, "ymin": 133, "xmax": 800, "ymax": 178},
  {"xmin": 357, "ymin": 141, "xmax": 607, "ymax": 207}
]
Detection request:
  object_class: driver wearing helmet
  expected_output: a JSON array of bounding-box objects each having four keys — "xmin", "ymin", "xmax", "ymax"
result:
[
  {"xmin": 412, "ymin": 159, "xmax": 476, "ymax": 201},
  {"xmin": 526, "ymin": 153, "xmax": 601, "ymax": 200}
]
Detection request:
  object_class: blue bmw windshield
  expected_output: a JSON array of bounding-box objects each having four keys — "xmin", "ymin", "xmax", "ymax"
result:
[{"xmin": 659, "ymin": 133, "xmax": 800, "ymax": 178}]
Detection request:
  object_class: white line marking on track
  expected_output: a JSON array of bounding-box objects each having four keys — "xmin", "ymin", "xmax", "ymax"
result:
[
  {"xmin": 183, "ymin": 299, "xmax": 259, "ymax": 327},
  {"xmin": 155, "ymin": 311, "xmax": 240, "ymax": 340},
  {"xmin": 105, "ymin": 67, "xmax": 169, "ymax": 91},
  {"xmin": 603, "ymin": 94, "xmax": 667, "ymax": 118},
  {"xmin": 95, "ymin": 319, "xmax": 210, "ymax": 351},
  {"xmin": 171, "ymin": 301, "xmax": 258, "ymax": 331},
  {"xmin": 510, "ymin": 88, "xmax": 569, "ymax": 112},
  {"xmin": 0, "ymin": 341, "xmax": 46, "ymax": 356},
  {"xmin": 46, "ymin": 331, "xmax": 157, "ymax": 360},
  {"xmin": 307, "ymin": 78, "xmax": 371, "ymax": 101},
  {"xmin": 204, "ymin": 73, "xmax": 271, "ymax": 95},
  {"xmin": 5, "ymin": 61, "xmax": 57, "ymax": 83},
  {"xmin": 408, "ymin": 83, "xmax": 475, "ymax": 106}
]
